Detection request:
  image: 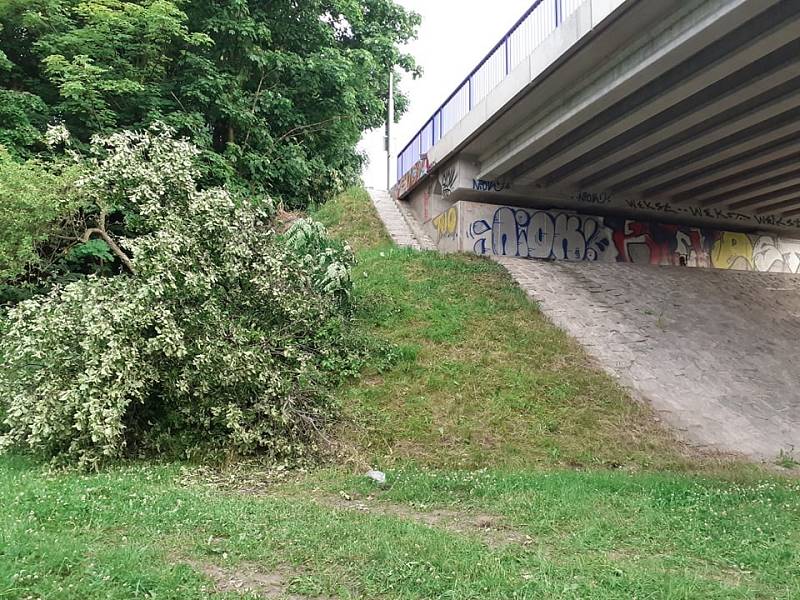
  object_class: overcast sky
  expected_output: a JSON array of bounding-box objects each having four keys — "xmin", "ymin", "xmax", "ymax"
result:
[{"xmin": 358, "ymin": 0, "xmax": 534, "ymax": 189}]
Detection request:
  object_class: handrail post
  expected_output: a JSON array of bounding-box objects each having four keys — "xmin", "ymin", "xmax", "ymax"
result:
[
  {"xmin": 555, "ymin": 0, "xmax": 563, "ymax": 26},
  {"xmin": 505, "ymin": 37, "xmax": 510, "ymax": 75},
  {"xmin": 386, "ymin": 69, "xmax": 394, "ymax": 191}
]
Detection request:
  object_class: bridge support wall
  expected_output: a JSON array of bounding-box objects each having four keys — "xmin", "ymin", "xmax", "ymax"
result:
[{"xmin": 428, "ymin": 200, "xmax": 800, "ymax": 273}]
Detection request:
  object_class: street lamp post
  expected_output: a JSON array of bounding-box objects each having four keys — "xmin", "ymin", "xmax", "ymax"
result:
[{"xmin": 386, "ymin": 69, "xmax": 395, "ymax": 191}]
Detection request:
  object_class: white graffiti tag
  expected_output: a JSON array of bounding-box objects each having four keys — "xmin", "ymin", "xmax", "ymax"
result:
[
  {"xmin": 469, "ymin": 208, "xmax": 617, "ymax": 262},
  {"xmin": 753, "ymin": 236, "xmax": 800, "ymax": 273}
]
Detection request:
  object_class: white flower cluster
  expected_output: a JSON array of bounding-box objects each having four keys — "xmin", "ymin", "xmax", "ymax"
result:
[{"xmin": 44, "ymin": 123, "xmax": 71, "ymax": 148}]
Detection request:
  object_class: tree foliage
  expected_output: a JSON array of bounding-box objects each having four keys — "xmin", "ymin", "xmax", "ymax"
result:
[
  {"xmin": 0, "ymin": 127, "xmax": 366, "ymax": 469},
  {"xmin": 0, "ymin": 0, "xmax": 420, "ymax": 206},
  {"xmin": 0, "ymin": 141, "xmax": 89, "ymax": 304},
  {"xmin": 0, "ymin": 124, "xmax": 133, "ymax": 305},
  {"xmin": 0, "ymin": 150, "xmax": 73, "ymax": 279}
]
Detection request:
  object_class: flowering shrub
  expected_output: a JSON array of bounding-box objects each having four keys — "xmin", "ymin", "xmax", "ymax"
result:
[{"xmin": 0, "ymin": 126, "xmax": 359, "ymax": 469}]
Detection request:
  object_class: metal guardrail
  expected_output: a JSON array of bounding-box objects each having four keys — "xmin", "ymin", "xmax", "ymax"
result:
[{"xmin": 396, "ymin": 0, "xmax": 586, "ymax": 182}]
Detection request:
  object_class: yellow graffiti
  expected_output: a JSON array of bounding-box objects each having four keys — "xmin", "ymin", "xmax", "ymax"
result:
[
  {"xmin": 432, "ymin": 207, "xmax": 458, "ymax": 238},
  {"xmin": 711, "ymin": 232, "xmax": 754, "ymax": 270}
]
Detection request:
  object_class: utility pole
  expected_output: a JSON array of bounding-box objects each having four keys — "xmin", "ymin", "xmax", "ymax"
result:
[{"xmin": 386, "ymin": 69, "xmax": 394, "ymax": 191}]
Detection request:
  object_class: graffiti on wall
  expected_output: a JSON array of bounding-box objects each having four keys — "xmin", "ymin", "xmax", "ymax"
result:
[
  {"xmin": 395, "ymin": 156, "xmax": 429, "ymax": 198},
  {"xmin": 611, "ymin": 221, "xmax": 708, "ymax": 267},
  {"xmin": 465, "ymin": 205, "xmax": 800, "ymax": 273},
  {"xmin": 753, "ymin": 237, "xmax": 800, "ymax": 273},
  {"xmin": 439, "ymin": 166, "xmax": 458, "ymax": 197},
  {"xmin": 473, "ymin": 179, "xmax": 512, "ymax": 193},
  {"xmin": 468, "ymin": 207, "xmax": 616, "ymax": 261},
  {"xmin": 573, "ymin": 190, "xmax": 613, "ymax": 206},
  {"xmin": 432, "ymin": 207, "xmax": 458, "ymax": 241}
]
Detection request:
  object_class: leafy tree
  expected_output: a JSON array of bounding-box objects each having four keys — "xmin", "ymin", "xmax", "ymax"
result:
[
  {"xmin": 0, "ymin": 0, "xmax": 420, "ymax": 207},
  {"xmin": 0, "ymin": 124, "xmax": 134, "ymax": 306},
  {"xmin": 0, "ymin": 142, "xmax": 88, "ymax": 304},
  {"xmin": 0, "ymin": 126, "xmax": 366, "ymax": 469}
]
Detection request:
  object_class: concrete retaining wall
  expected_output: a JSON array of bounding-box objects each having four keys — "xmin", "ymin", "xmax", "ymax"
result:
[{"xmin": 432, "ymin": 200, "xmax": 800, "ymax": 273}]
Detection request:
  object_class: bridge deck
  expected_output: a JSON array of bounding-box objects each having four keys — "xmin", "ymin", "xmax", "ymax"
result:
[{"xmin": 397, "ymin": 0, "xmax": 800, "ymax": 236}]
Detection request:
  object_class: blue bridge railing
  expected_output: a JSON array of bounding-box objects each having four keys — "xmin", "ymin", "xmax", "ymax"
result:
[{"xmin": 396, "ymin": 0, "xmax": 585, "ymax": 183}]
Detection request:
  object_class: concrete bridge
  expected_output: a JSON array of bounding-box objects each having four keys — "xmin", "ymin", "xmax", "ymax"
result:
[
  {"xmin": 394, "ymin": 0, "xmax": 800, "ymax": 272},
  {"xmin": 385, "ymin": 0, "xmax": 800, "ymax": 461}
]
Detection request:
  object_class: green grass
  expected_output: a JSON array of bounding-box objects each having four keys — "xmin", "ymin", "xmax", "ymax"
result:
[
  {"xmin": 312, "ymin": 188, "xmax": 706, "ymax": 472},
  {"xmin": 1, "ymin": 457, "xmax": 799, "ymax": 599},
  {"xmin": 2, "ymin": 187, "xmax": 799, "ymax": 599}
]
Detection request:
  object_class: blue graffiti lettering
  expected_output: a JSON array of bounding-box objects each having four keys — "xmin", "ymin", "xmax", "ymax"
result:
[
  {"xmin": 472, "ymin": 179, "xmax": 512, "ymax": 193},
  {"xmin": 468, "ymin": 208, "xmax": 617, "ymax": 262}
]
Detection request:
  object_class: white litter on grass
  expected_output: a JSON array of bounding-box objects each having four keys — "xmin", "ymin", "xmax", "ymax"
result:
[{"xmin": 365, "ymin": 470, "xmax": 386, "ymax": 485}]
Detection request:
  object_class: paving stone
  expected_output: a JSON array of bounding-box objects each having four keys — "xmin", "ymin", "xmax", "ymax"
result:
[{"xmin": 495, "ymin": 256, "xmax": 800, "ymax": 460}]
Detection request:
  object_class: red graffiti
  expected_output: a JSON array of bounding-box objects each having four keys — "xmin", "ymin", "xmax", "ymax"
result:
[
  {"xmin": 613, "ymin": 222, "xmax": 709, "ymax": 266},
  {"xmin": 394, "ymin": 156, "xmax": 429, "ymax": 199}
]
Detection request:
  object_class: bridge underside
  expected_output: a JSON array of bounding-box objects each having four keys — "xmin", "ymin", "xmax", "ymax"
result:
[
  {"xmin": 388, "ymin": 0, "xmax": 800, "ymax": 458},
  {"xmin": 399, "ymin": 0, "xmax": 800, "ymax": 246}
]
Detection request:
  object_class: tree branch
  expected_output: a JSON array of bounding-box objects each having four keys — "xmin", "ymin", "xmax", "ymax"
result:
[
  {"xmin": 275, "ymin": 115, "xmax": 350, "ymax": 145},
  {"xmin": 82, "ymin": 228, "xmax": 136, "ymax": 275},
  {"xmin": 170, "ymin": 91, "xmax": 188, "ymax": 112},
  {"xmin": 242, "ymin": 74, "xmax": 267, "ymax": 149}
]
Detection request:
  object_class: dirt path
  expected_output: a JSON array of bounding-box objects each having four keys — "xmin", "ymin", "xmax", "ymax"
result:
[
  {"xmin": 179, "ymin": 558, "xmax": 336, "ymax": 600},
  {"xmin": 318, "ymin": 492, "xmax": 533, "ymax": 550}
]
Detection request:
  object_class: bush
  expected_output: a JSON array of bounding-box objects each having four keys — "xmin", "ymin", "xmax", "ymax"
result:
[
  {"xmin": 0, "ymin": 147, "xmax": 80, "ymax": 282},
  {"xmin": 0, "ymin": 126, "xmax": 361, "ymax": 469}
]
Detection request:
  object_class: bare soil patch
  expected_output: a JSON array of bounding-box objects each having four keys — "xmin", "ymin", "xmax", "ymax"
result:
[
  {"xmin": 181, "ymin": 558, "xmax": 336, "ymax": 599},
  {"xmin": 320, "ymin": 492, "xmax": 533, "ymax": 549}
]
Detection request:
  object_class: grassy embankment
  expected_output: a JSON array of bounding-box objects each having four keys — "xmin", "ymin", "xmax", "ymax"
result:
[{"xmin": 1, "ymin": 188, "xmax": 798, "ymax": 600}]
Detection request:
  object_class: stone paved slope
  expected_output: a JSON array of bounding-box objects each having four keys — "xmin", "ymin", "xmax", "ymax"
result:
[{"xmin": 498, "ymin": 257, "xmax": 800, "ymax": 459}]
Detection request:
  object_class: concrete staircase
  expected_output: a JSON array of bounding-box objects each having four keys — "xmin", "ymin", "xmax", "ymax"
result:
[{"xmin": 366, "ymin": 188, "xmax": 435, "ymax": 251}]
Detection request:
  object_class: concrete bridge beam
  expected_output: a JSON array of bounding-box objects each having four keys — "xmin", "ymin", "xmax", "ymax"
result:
[
  {"xmin": 700, "ymin": 172, "xmax": 800, "ymax": 208},
  {"xmin": 599, "ymin": 120, "xmax": 800, "ymax": 197},
  {"xmin": 546, "ymin": 52, "xmax": 800, "ymax": 188},
  {"xmin": 668, "ymin": 148, "xmax": 800, "ymax": 202},
  {"xmin": 477, "ymin": 0, "xmax": 785, "ymax": 181},
  {"xmin": 510, "ymin": 11, "xmax": 800, "ymax": 188},
  {"xmin": 584, "ymin": 93, "xmax": 800, "ymax": 193},
  {"xmin": 644, "ymin": 138, "xmax": 800, "ymax": 200}
]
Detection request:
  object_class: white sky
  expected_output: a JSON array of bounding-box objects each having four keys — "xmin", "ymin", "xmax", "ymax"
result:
[{"xmin": 358, "ymin": 0, "xmax": 535, "ymax": 189}]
